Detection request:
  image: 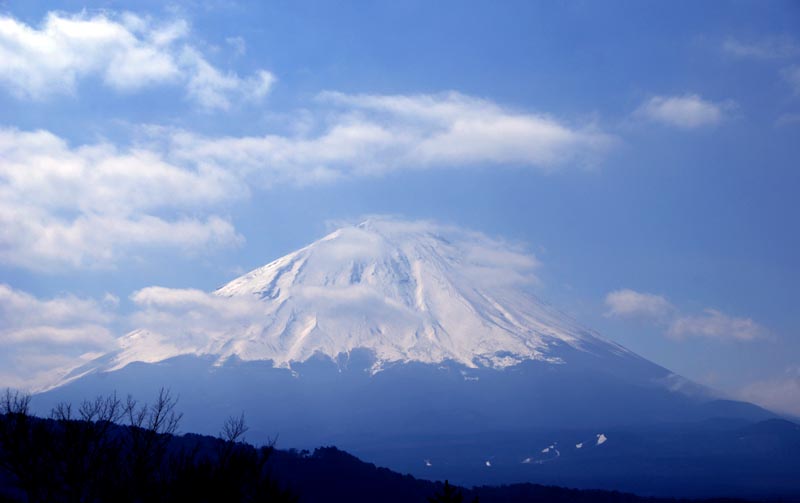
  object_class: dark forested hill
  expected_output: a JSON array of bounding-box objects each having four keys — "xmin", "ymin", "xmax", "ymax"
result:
[{"xmin": 1, "ymin": 389, "xmax": 785, "ymax": 503}]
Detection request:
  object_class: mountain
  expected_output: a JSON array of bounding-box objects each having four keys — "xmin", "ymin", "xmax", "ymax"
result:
[
  {"xmin": 32, "ymin": 218, "xmax": 791, "ymax": 497},
  {"xmin": 70, "ymin": 219, "xmax": 658, "ymax": 373},
  {"xmin": 57, "ymin": 218, "xmax": 693, "ymax": 389}
]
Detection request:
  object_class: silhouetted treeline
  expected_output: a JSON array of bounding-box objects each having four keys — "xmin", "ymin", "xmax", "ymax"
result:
[
  {"xmin": 266, "ymin": 447, "xmax": 762, "ymax": 503},
  {"xmin": 0, "ymin": 388, "xmax": 762, "ymax": 503},
  {"xmin": 0, "ymin": 388, "xmax": 295, "ymax": 503}
]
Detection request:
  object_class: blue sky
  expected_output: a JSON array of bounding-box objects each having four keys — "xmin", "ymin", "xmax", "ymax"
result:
[{"xmin": 0, "ymin": 1, "xmax": 798, "ymax": 414}]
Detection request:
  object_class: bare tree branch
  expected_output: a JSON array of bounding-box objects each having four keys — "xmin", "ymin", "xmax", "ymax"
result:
[
  {"xmin": 0, "ymin": 388, "xmax": 31, "ymax": 416},
  {"xmin": 221, "ymin": 412, "xmax": 248, "ymax": 444}
]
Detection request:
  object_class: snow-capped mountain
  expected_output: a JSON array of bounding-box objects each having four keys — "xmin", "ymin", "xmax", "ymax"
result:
[
  {"xmin": 213, "ymin": 219, "xmax": 626, "ymax": 368},
  {"xmin": 75, "ymin": 218, "xmax": 645, "ymax": 378},
  {"xmin": 35, "ymin": 218, "xmax": 779, "ymax": 494}
]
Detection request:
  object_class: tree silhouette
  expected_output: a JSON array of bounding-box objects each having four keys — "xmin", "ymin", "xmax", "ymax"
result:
[
  {"xmin": 429, "ymin": 480, "xmax": 473, "ymax": 503},
  {"xmin": 0, "ymin": 388, "xmax": 296, "ymax": 503}
]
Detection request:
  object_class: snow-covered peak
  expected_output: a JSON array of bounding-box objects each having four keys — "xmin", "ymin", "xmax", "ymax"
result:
[
  {"xmin": 100, "ymin": 218, "xmax": 634, "ymax": 374},
  {"xmin": 217, "ymin": 218, "xmax": 539, "ymax": 299}
]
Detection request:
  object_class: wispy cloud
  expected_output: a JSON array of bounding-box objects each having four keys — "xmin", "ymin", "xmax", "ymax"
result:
[
  {"xmin": 225, "ymin": 36, "xmax": 246, "ymax": 56},
  {"xmin": 0, "ymin": 11, "xmax": 273, "ymax": 110},
  {"xmin": 667, "ymin": 309, "xmax": 764, "ymax": 341},
  {"xmin": 722, "ymin": 36, "xmax": 800, "ymax": 98},
  {"xmin": 605, "ymin": 289, "xmax": 765, "ymax": 342},
  {"xmin": 635, "ymin": 94, "xmax": 729, "ymax": 129},
  {"xmin": 722, "ymin": 36, "xmax": 800, "ymax": 60},
  {"xmin": 739, "ymin": 367, "xmax": 800, "ymax": 417},
  {"xmin": 604, "ymin": 289, "xmax": 673, "ymax": 319}
]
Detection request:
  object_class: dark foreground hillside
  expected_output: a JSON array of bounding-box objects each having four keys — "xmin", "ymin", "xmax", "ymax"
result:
[
  {"xmin": 267, "ymin": 447, "xmax": 767, "ymax": 503},
  {"xmin": 0, "ymin": 389, "xmax": 786, "ymax": 503}
]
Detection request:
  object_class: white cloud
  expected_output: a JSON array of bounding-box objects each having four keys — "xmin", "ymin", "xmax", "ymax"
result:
[
  {"xmin": 0, "ymin": 11, "xmax": 274, "ymax": 110},
  {"xmin": 722, "ymin": 36, "xmax": 800, "ymax": 60},
  {"xmin": 605, "ymin": 289, "xmax": 765, "ymax": 343},
  {"xmin": 0, "ymin": 128, "xmax": 241, "ymax": 213},
  {"xmin": 246, "ymin": 71, "xmax": 277, "ymax": 101},
  {"xmin": 0, "ymin": 282, "xmax": 266, "ymax": 389},
  {"xmin": 0, "ymin": 284, "xmax": 263, "ymax": 390},
  {"xmin": 180, "ymin": 47, "xmax": 276, "ymax": 110},
  {"xmin": 0, "ymin": 284, "xmax": 117, "ymax": 390},
  {"xmin": 0, "ymin": 12, "xmax": 180, "ymax": 98},
  {"xmin": 667, "ymin": 309, "xmax": 765, "ymax": 341},
  {"xmin": 130, "ymin": 286, "xmax": 265, "ymax": 334},
  {"xmin": 0, "ymin": 89, "xmax": 611, "ymax": 271},
  {"xmin": 0, "ymin": 284, "xmax": 112, "ymax": 330},
  {"xmin": 0, "ymin": 127, "xmax": 244, "ymax": 270},
  {"xmin": 739, "ymin": 367, "xmax": 800, "ymax": 417},
  {"xmin": 636, "ymin": 94, "xmax": 728, "ymax": 129},
  {"xmin": 0, "ymin": 211, "xmax": 242, "ymax": 270},
  {"xmin": 113, "ymin": 285, "xmax": 273, "ymax": 370},
  {"xmin": 321, "ymin": 91, "xmax": 614, "ymax": 169},
  {"xmin": 604, "ymin": 289, "xmax": 673, "ymax": 319},
  {"xmin": 166, "ymin": 91, "xmax": 615, "ymax": 186}
]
